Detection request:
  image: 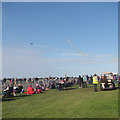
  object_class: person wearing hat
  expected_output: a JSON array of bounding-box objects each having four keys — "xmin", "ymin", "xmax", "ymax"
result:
[{"xmin": 93, "ymin": 74, "xmax": 98, "ymax": 92}]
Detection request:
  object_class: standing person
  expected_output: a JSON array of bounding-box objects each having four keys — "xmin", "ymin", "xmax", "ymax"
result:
[
  {"xmin": 83, "ymin": 75, "xmax": 87, "ymax": 88},
  {"xmin": 86, "ymin": 75, "xmax": 89, "ymax": 86},
  {"xmin": 11, "ymin": 78, "xmax": 14, "ymax": 87},
  {"xmin": 118, "ymin": 74, "xmax": 120, "ymax": 89},
  {"xmin": 78, "ymin": 75, "xmax": 82, "ymax": 88},
  {"xmin": 113, "ymin": 75, "xmax": 117, "ymax": 85},
  {"xmin": 90, "ymin": 75, "xmax": 93, "ymax": 84},
  {"xmin": 73, "ymin": 80, "xmax": 75, "ymax": 85},
  {"xmin": 97, "ymin": 76, "xmax": 100, "ymax": 83},
  {"xmin": 93, "ymin": 74, "xmax": 98, "ymax": 92}
]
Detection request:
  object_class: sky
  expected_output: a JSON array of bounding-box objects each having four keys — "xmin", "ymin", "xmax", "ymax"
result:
[{"xmin": 2, "ymin": 2, "xmax": 118, "ymax": 78}]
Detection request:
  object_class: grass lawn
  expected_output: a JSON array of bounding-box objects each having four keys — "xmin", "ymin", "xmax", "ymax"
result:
[{"xmin": 2, "ymin": 85, "xmax": 118, "ymax": 118}]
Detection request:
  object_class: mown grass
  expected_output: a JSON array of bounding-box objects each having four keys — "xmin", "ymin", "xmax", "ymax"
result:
[{"xmin": 2, "ymin": 85, "xmax": 118, "ymax": 118}]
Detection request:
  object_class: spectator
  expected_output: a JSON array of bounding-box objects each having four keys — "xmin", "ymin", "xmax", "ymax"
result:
[
  {"xmin": 93, "ymin": 74, "xmax": 98, "ymax": 92},
  {"xmin": 78, "ymin": 75, "xmax": 82, "ymax": 88},
  {"xmin": 118, "ymin": 74, "xmax": 120, "ymax": 89},
  {"xmin": 82, "ymin": 75, "xmax": 87, "ymax": 88},
  {"xmin": 13, "ymin": 85, "xmax": 18, "ymax": 96},
  {"xmin": 36, "ymin": 85, "xmax": 41, "ymax": 93},
  {"xmin": 113, "ymin": 75, "xmax": 117, "ymax": 85},
  {"xmin": 90, "ymin": 75, "xmax": 93, "ymax": 84},
  {"xmin": 18, "ymin": 84, "xmax": 23, "ymax": 93},
  {"xmin": 2, "ymin": 85, "xmax": 9, "ymax": 98},
  {"xmin": 27, "ymin": 85, "xmax": 35, "ymax": 95}
]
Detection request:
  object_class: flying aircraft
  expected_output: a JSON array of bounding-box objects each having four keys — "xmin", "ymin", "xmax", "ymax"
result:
[{"xmin": 30, "ymin": 43, "xmax": 34, "ymax": 45}]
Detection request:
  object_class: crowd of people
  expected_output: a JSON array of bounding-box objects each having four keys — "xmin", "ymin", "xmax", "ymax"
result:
[
  {"xmin": 2, "ymin": 80, "xmax": 57, "ymax": 98},
  {"xmin": 78, "ymin": 74, "xmax": 120, "ymax": 91},
  {"xmin": 1, "ymin": 73, "xmax": 120, "ymax": 98},
  {"xmin": 2, "ymin": 84, "xmax": 24, "ymax": 98},
  {"xmin": 78, "ymin": 74, "xmax": 100, "ymax": 92}
]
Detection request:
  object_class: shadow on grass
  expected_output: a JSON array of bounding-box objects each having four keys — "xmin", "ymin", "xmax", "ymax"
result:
[
  {"xmin": 63, "ymin": 87, "xmax": 77, "ymax": 90},
  {"xmin": 115, "ymin": 86, "xmax": 119, "ymax": 89},
  {"xmin": 15, "ymin": 94, "xmax": 32, "ymax": 97},
  {"xmin": 2, "ymin": 94, "xmax": 32, "ymax": 102},
  {"xmin": 2, "ymin": 97, "xmax": 20, "ymax": 101},
  {"xmin": 101, "ymin": 87, "xmax": 119, "ymax": 91}
]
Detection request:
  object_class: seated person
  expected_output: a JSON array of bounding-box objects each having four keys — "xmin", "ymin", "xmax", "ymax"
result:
[
  {"xmin": 41, "ymin": 86, "xmax": 45, "ymax": 91},
  {"xmin": 3, "ymin": 85, "xmax": 13, "ymax": 97},
  {"xmin": 2, "ymin": 85, "xmax": 9, "ymax": 98},
  {"xmin": 13, "ymin": 85, "xmax": 18, "ymax": 96},
  {"xmin": 27, "ymin": 85, "xmax": 35, "ymax": 95},
  {"xmin": 37, "ymin": 88, "xmax": 41, "ymax": 93},
  {"xmin": 51, "ymin": 83, "xmax": 55, "ymax": 89},
  {"xmin": 17, "ymin": 84, "xmax": 23, "ymax": 93},
  {"xmin": 21, "ymin": 88, "xmax": 24, "ymax": 93},
  {"xmin": 36, "ymin": 85, "xmax": 41, "ymax": 93},
  {"xmin": 39, "ymin": 84, "xmax": 45, "ymax": 91},
  {"xmin": 36, "ymin": 83, "xmax": 39, "ymax": 87},
  {"xmin": 19, "ymin": 85, "xmax": 24, "ymax": 93},
  {"xmin": 56, "ymin": 83, "xmax": 62, "ymax": 91},
  {"xmin": 7, "ymin": 85, "xmax": 13, "ymax": 96}
]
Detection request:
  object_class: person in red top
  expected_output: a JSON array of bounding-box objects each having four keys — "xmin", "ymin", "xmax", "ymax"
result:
[
  {"xmin": 27, "ymin": 85, "xmax": 35, "ymax": 95},
  {"xmin": 61, "ymin": 80, "xmax": 64, "ymax": 83},
  {"xmin": 97, "ymin": 76, "xmax": 100, "ymax": 82}
]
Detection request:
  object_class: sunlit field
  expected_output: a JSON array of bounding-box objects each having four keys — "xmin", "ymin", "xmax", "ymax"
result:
[{"xmin": 2, "ymin": 85, "xmax": 118, "ymax": 118}]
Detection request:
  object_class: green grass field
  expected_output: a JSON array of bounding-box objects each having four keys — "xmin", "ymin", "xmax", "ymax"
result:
[{"xmin": 2, "ymin": 85, "xmax": 118, "ymax": 118}]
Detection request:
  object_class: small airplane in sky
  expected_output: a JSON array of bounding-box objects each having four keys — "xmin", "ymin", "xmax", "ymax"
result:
[{"xmin": 30, "ymin": 43, "xmax": 34, "ymax": 45}]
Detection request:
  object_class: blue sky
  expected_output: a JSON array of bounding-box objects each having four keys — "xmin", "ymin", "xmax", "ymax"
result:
[{"xmin": 2, "ymin": 2, "xmax": 118, "ymax": 78}]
